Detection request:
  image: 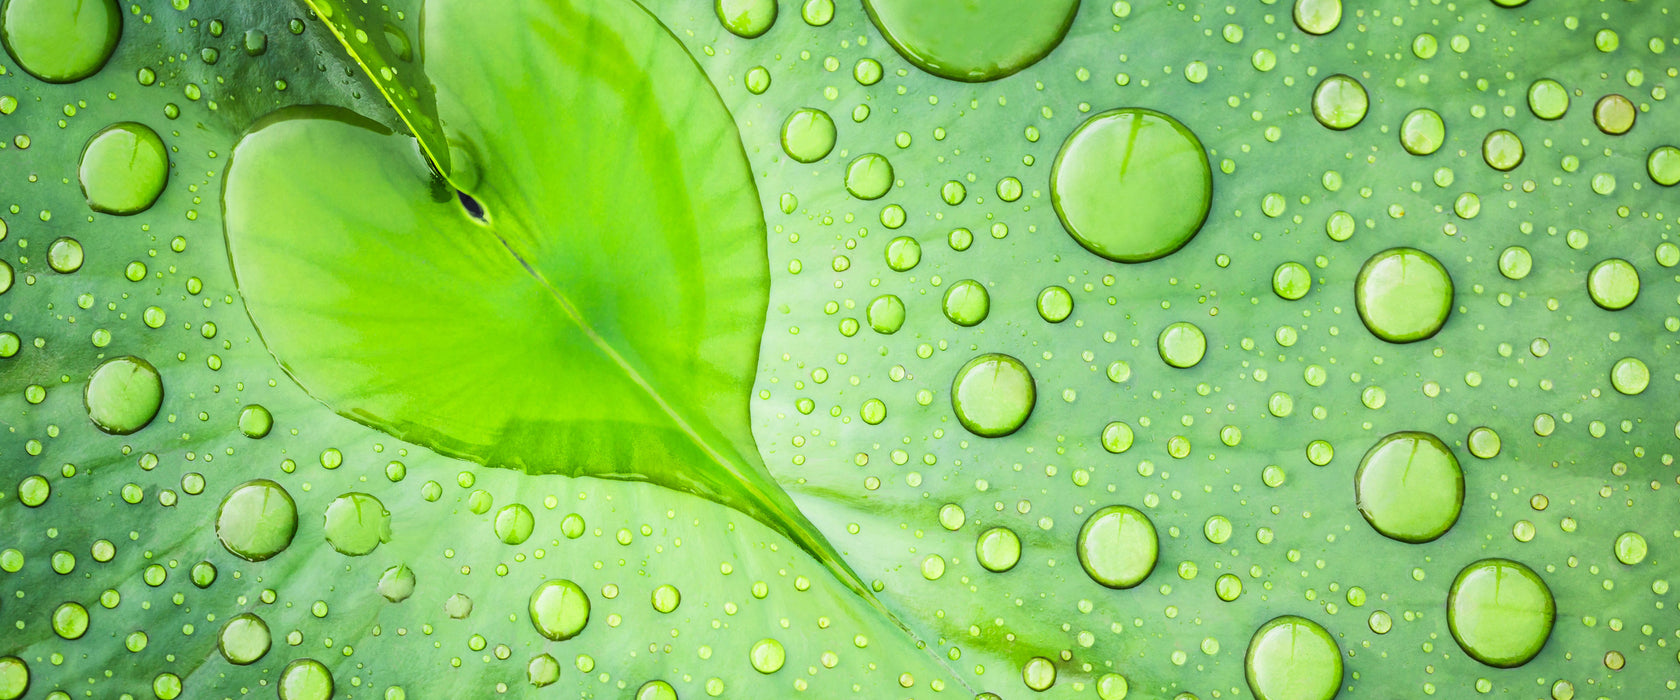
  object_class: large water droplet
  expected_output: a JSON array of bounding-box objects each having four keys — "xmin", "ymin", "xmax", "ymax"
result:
[
  {"xmin": 51, "ymin": 601, "xmax": 87, "ymax": 639},
  {"xmin": 976, "ymin": 526, "xmax": 1022, "ymax": 572},
  {"xmin": 1157, "ymin": 322, "xmax": 1207, "ymax": 368},
  {"xmin": 0, "ymin": 657, "xmax": 27, "ymax": 700},
  {"xmin": 781, "ymin": 108, "xmax": 835, "ymax": 163},
  {"xmin": 637, "ymin": 680, "xmax": 678, "ymax": 700},
  {"xmin": 529, "ymin": 579, "xmax": 590, "ymax": 641},
  {"xmin": 844, "ymin": 153, "xmax": 894, "ymax": 200},
  {"xmin": 1648, "ymin": 145, "xmax": 1680, "ymax": 186},
  {"xmin": 1614, "ymin": 531, "xmax": 1648, "ymax": 565},
  {"xmin": 238, "ymin": 404, "xmax": 273, "ymax": 438},
  {"xmin": 1312, "ymin": 74, "xmax": 1368, "ymax": 130},
  {"xmin": 1051, "ymin": 109, "xmax": 1212, "ymax": 263},
  {"xmin": 1448, "ymin": 558, "xmax": 1555, "ymax": 668},
  {"xmin": 1076, "ymin": 505, "xmax": 1158, "ymax": 589},
  {"xmin": 1527, "ymin": 79, "xmax": 1569, "ymax": 120},
  {"xmin": 1244, "ymin": 615, "xmax": 1343, "ymax": 700},
  {"xmin": 951, "ymin": 353, "xmax": 1036, "ymax": 437},
  {"xmin": 1293, "ymin": 0, "xmax": 1342, "ymax": 34},
  {"xmin": 942, "ymin": 279, "xmax": 990, "ymax": 326},
  {"xmin": 1399, "ymin": 108, "xmax": 1445, "ymax": 155},
  {"xmin": 1036, "ymin": 286, "xmax": 1073, "ymax": 323},
  {"xmin": 323, "ymin": 492, "xmax": 392, "ymax": 556},
  {"xmin": 1587, "ymin": 258, "xmax": 1639, "ymax": 310},
  {"xmin": 79, "ymin": 122, "xmax": 169, "ymax": 215},
  {"xmin": 378, "ymin": 564, "xmax": 416, "ymax": 602},
  {"xmin": 1355, "ymin": 431, "xmax": 1464, "ymax": 543},
  {"xmin": 749, "ymin": 638, "xmax": 786, "ymax": 674},
  {"xmin": 84, "ymin": 356, "xmax": 163, "ymax": 435},
  {"xmin": 0, "ymin": 0, "xmax": 121, "ymax": 83},
  {"xmin": 215, "ymin": 479, "xmax": 299, "ymax": 562},
  {"xmin": 1355, "ymin": 247, "xmax": 1453, "ymax": 343},
  {"xmin": 867, "ymin": 294, "xmax": 906, "ymax": 334},
  {"xmin": 862, "ymin": 0, "xmax": 1079, "ymax": 82},
  {"xmin": 217, "ymin": 613, "xmax": 271, "ymax": 665},
  {"xmin": 494, "ymin": 503, "xmax": 535, "ymax": 545},
  {"xmin": 278, "ymin": 659, "xmax": 334, "ymax": 700},
  {"xmin": 715, "ymin": 0, "xmax": 777, "ymax": 38},
  {"xmin": 1482, "ymin": 129, "xmax": 1525, "ymax": 171},
  {"xmin": 527, "ymin": 654, "xmax": 560, "ymax": 688}
]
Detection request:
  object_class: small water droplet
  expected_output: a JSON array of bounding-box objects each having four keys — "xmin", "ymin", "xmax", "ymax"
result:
[
  {"xmin": 942, "ymin": 279, "xmax": 990, "ymax": 326},
  {"xmin": 1311, "ymin": 74, "xmax": 1368, "ymax": 130},
  {"xmin": 716, "ymin": 0, "xmax": 778, "ymax": 38},
  {"xmin": 863, "ymin": 0, "xmax": 1078, "ymax": 82},
  {"xmin": 323, "ymin": 493, "xmax": 391, "ymax": 556},
  {"xmin": 1157, "ymin": 322, "xmax": 1207, "ymax": 368},
  {"xmin": 975, "ymin": 527, "xmax": 1021, "ymax": 572},
  {"xmin": 749, "ymin": 638, "xmax": 786, "ymax": 674}
]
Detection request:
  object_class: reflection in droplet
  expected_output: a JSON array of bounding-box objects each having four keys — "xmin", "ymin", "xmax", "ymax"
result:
[
  {"xmin": 1587, "ymin": 258, "xmax": 1639, "ymax": 310},
  {"xmin": 1312, "ymin": 74, "xmax": 1368, "ymax": 130},
  {"xmin": 79, "ymin": 122, "xmax": 170, "ymax": 215},
  {"xmin": 781, "ymin": 108, "xmax": 836, "ymax": 163},
  {"xmin": 1052, "ymin": 109, "xmax": 1212, "ymax": 263},
  {"xmin": 951, "ymin": 354, "xmax": 1036, "ymax": 437},
  {"xmin": 942, "ymin": 280, "xmax": 990, "ymax": 326},
  {"xmin": 1077, "ymin": 505, "xmax": 1158, "ymax": 589},
  {"xmin": 1355, "ymin": 247, "xmax": 1453, "ymax": 343},
  {"xmin": 716, "ymin": 0, "xmax": 777, "ymax": 38},
  {"xmin": 976, "ymin": 527, "xmax": 1022, "ymax": 573},
  {"xmin": 215, "ymin": 479, "xmax": 299, "ymax": 562},
  {"xmin": 278, "ymin": 659, "xmax": 334, "ymax": 700},
  {"xmin": 218, "ymin": 613, "xmax": 272, "ymax": 665},
  {"xmin": 1355, "ymin": 431, "xmax": 1464, "ymax": 543},
  {"xmin": 1293, "ymin": 0, "xmax": 1342, "ymax": 35},
  {"xmin": 1157, "ymin": 322, "xmax": 1207, "ymax": 369},
  {"xmin": 530, "ymin": 579, "xmax": 590, "ymax": 641},
  {"xmin": 1448, "ymin": 558, "xmax": 1555, "ymax": 668},
  {"xmin": 85, "ymin": 356, "xmax": 163, "ymax": 435}
]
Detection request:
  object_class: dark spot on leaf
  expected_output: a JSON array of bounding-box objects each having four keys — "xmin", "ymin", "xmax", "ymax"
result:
[{"xmin": 458, "ymin": 191, "xmax": 487, "ymax": 222}]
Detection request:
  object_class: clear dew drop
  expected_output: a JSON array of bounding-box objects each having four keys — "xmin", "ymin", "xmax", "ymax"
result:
[
  {"xmin": 1399, "ymin": 108, "xmax": 1445, "ymax": 155},
  {"xmin": 1156, "ymin": 322, "xmax": 1207, "ymax": 369},
  {"xmin": 494, "ymin": 503, "xmax": 535, "ymax": 545},
  {"xmin": 46, "ymin": 236, "xmax": 83, "ymax": 273},
  {"xmin": 1271, "ymin": 262, "xmax": 1312, "ymax": 300},
  {"xmin": 1101, "ymin": 421, "xmax": 1134, "ymax": 454},
  {"xmin": 942, "ymin": 279, "xmax": 990, "ymax": 326},
  {"xmin": 1593, "ymin": 94, "xmax": 1635, "ymax": 135},
  {"xmin": 1355, "ymin": 247, "xmax": 1453, "ymax": 343},
  {"xmin": 323, "ymin": 492, "xmax": 392, "ymax": 556},
  {"xmin": 844, "ymin": 153, "xmax": 894, "ymax": 200},
  {"xmin": 1022, "ymin": 656, "xmax": 1057, "ymax": 691},
  {"xmin": 1293, "ymin": 0, "xmax": 1342, "ymax": 35},
  {"xmin": 885, "ymin": 236, "xmax": 921, "ymax": 271},
  {"xmin": 1076, "ymin": 505, "xmax": 1159, "ymax": 589},
  {"xmin": 529, "ymin": 579, "xmax": 590, "ymax": 641},
  {"xmin": 1036, "ymin": 285, "xmax": 1073, "ymax": 323},
  {"xmin": 0, "ymin": 0, "xmax": 121, "ymax": 83},
  {"xmin": 1312, "ymin": 74, "xmax": 1368, "ymax": 130},
  {"xmin": 51, "ymin": 601, "xmax": 88, "ymax": 640},
  {"xmin": 527, "ymin": 654, "xmax": 560, "ymax": 688},
  {"xmin": 79, "ymin": 122, "xmax": 170, "ymax": 215},
  {"xmin": 1527, "ymin": 78, "xmax": 1569, "ymax": 120},
  {"xmin": 1647, "ymin": 145, "xmax": 1680, "ymax": 186},
  {"xmin": 1244, "ymin": 615, "xmax": 1343, "ymax": 700},
  {"xmin": 637, "ymin": 680, "xmax": 679, "ymax": 700},
  {"xmin": 1355, "ymin": 431, "xmax": 1465, "ymax": 543},
  {"xmin": 867, "ymin": 294, "xmax": 906, "ymax": 334},
  {"xmin": 1448, "ymin": 559, "xmax": 1556, "ymax": 668},
  {"xmin": 1609, "ymin": 357, "xmax": 1649, "ymax": 395},
  {"xmin": 1482, "ymin": 129, "xmax": 1525, "ymax": 171},
  {"xmin": 238, "ymin": 404, "xmax": 274, "ymax": 438},
  {"xmin": 975, "ymin": 526, "xmax": 1022, "ymax": 573},
  {"xmin": 1587, "ymin": 258, "xmax": 1639, "ymax": 310},
  {"xmin": 0, "ymin": 657, "xmax": 26, "ymax": 700},
  {"xmin": 651, "ymin": 584, "xmax": 681, "ymax": 613},
  {"xmin": 862, "ymin": 0, "xmax": 1079, "ymax": 82},
  {"xmin": 780, "ymin": 108, "xmax": 835, "ymax": 163},
  {"xmin": 377, "ymin": 564, "xmax": 416, "ymax": 603},
  {"xmin": 950, "ymin": 353, "xmax": 1036, "ymax": 438},
  {"xmin": 84, "ymin": 355, "xmax": 163, "ymax": 435},
  {"xmin": 1051, "ymin": 108, "xmax": 1212, "ymax": 263},
  {"xmin": 215, "ymin": 479, "xmax": 299, "ymax": 562},
  {"xmin": 749, "ymin": 638, "xmax": 786, "ymax": 674},
  {"xmin": 278, "ymin": 659, "xmax": 334, "ymax": 700},
  {"xmin": 715, "ymin": 0, "xmax": 777, "ymax": 38},
  {"xmin": 217, "ymin": 613, "xmax": 271, "ymax": 666},
  {"xmin": 1614, "ymin": 532, "xmax": 1648, "ymax": 565}
]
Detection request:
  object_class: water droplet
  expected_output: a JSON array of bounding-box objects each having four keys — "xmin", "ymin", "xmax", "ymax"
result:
[
  {"xmin": 862, "ymin": 0, "xmax": 1078, "ymax": 82},
  {"xmin": 215, "ymin": 479, "xmax": 298, "ymax": 562},
  {"xmin": 1448, "ymin": 558, "xmax": 1555, "ymax": 668},
  {"xmin": 1648, "ymin": 146, "xmax": 1680, "ymax": 186},
  {"xmin": 323, "ymin": 492, "xmax": 391, "ymax": 556},
  {"xmin": 1051, "ymin": 109, "xmax": 1212, "ymax": 263},
  {"xmin": 46, "ymin": 237, "xmax": 82, "ymax": 273},
  {"xmin": 446, "ymin": 593, "xmax": 473, "ymax": 619},
  {"xmin": 243, "ymin": 28, "xmax": 268, "ymax": 56},
  {"xmin": 1355, "ymin": 247, "xmax": 1453, "ymax": 343},
  {"xmin": 1096, "ymin": 673, "xmax": 1129, "ymax": 700},
  {"xmin": 51, "ymin": 601, "xmax": 87, "ymax": 639},
  {"xmin": 801, "ymin": 0, "xmax": 834, "ymax": 26},
  {"xmin": 637, "ymin": 680, "xmax": 679, "ymax": 700},
  {"xmin": 1077, "ymin": 505, "xmax": 1158, "ymax": 589},
  {"xmin": 1204, "ymin": 515, "xmax": 1233, "ymax": 544},
  {"xmin": 716, "ymin": 0, "xmax": 777, "ymax": 38},
  {"xmin": 1527, "ymin": 79, "xmax": 1569, "ymax": 120},
  {"xmin": 85, "ymin": 356, "xmax": 163, "ymax": 435},
  {"xmin": 976, "ymin": 526, "xmax": 1021, "ymax": 572},
  {"xmin": 942, "ymin": 279, "xmax": 990, "ymax": 326},
  {"xmin": 0, "ymin": 0, "xmax": 121, "ymax": 82},
  {"xmin": 494, "ymin": 504, "xmax": 535, "ymax": 545},
  {"xmin": 217, "ymin": 613, "xmax": 271, "ymax": 665},
  {"xmin": 1157, "ymin": 322, "xmax": 1207, "ymax": 369},
  {"xmin": 651, "ymin": 584, "xmax": 681, "ymax": 613},
  {"xmin": 1614, "ymin": 532, "xmax": 1648, "ymax": 565},
  {"xmin": 1312, "ymin": 74, "xmax": 1368, "ymax": 130},
  {"xmin": 530, "ymin": 579, "xmax": 590, "ymax": 641},
  {"xmin": 1101, "ymin": 421, "xmax": 1134, "ymax": 454},
  {"xmin": 867, "ymin": 294, "xmax": 905, "ymax": 334},
  {"xmin": 527, "ymin": 654, "xmax": 560, "ymax": 688},
  {"xmin": 1293, "ymin": 0, "xmax": 1342, "ymax": 35},
  {"xmin": 1400, "ymin": 108, "xmax": 1445, "ymax": 155},
  {"xmin": 1609, "ymin": 357, "xmax": 1649, "ymax": 395},
  {"xmin": 781, "ymin": 108, "xmax": 835, "ymax": 163},
  {"xmin": 1498, "ymin": 246, "xmax": 1532, "ymax": 280},
  {"xmin": 844, "ymin": 153, "xmax": 894, "ymax": 200},
  {"xmin": 1022, "ymin": 656, "xmax": 1057, "ymax": 691},
  {"xmin": 1036, "ymin": 285, "xmax": 1073, "ymax": 323},
  {"xmin": 1467, "ymin": 426, "xmax": 1501, "ymax": 458},
  {"xmin": 1272, "ymin": 262, "xmax": 1312, "ymax": 300},
  {"xmin": 951, "ymin": 353, "xmax": 1036, "ymax": 437},
  {"xmin": 1244, "ymin": 615, "xmax": 1343, "ymax": 700},
  {"xmin": 1482, "ymin": 129, "xmax": 1525, "ymax": 171},
  {"xmin": 1355, "ymin": 431, "xmax": 1464, "ymax": 543},
  {"xmin": 744, "ymin": 66, "xmax": 770, "ymax": 94},
  {"xmin": 1216, "ymin": 573, "xmax": 1244, "ymax": 601},
  {"xmin": 79, "ymin": 122, "xmax": 169, "ymax": 215},
  {"xmin": 0, "ymin": 657, "xmax": 27, "ymax": 700},
  {"xmin": 1587, "ymin": 258, "xmax": 1639, "ymax": 310},
  {"xmin": 885, "ymin": 236, "xmax": 921, "ymax": 271},
  {"xmin": 278, "ymin": 659, "xmax": 333, "ymax": 700},
  {"xmin": 1593, "ymin": 94, "xmax": 1635, "ymax": 135},
  {"xmin": 238, "ymin": 404, "xmax": 273, "ymax": 438},
  {"xmin": 377, "ymin": 563, "xmax": 415, "ymax": 603},
  {"xmin": 750, "ymin": 638, "xmax": 786, "ymax": 674}
]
